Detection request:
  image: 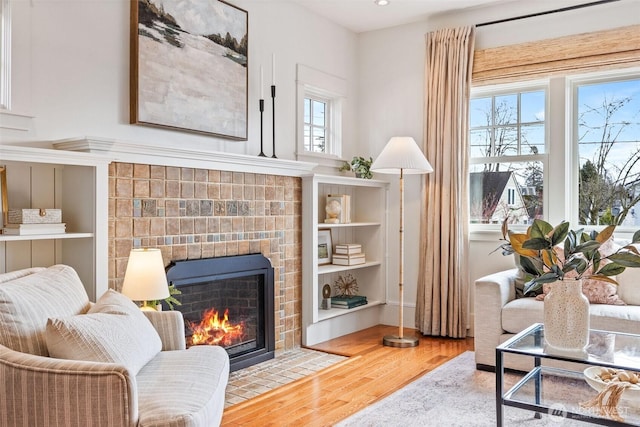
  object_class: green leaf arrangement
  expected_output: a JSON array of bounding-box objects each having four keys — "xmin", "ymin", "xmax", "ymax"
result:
[{"xmin": 497, "ymin": 218, "xmax": 640, "ymax": 296}]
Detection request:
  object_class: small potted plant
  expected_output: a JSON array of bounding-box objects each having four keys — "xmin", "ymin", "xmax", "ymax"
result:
[
  {"xmin": 339, "ymin": 156, "xmax": 373, "ymax": 179},
  {"xmin": 150, "ymin": 284, "xmax": 182, "ymax": 310}
]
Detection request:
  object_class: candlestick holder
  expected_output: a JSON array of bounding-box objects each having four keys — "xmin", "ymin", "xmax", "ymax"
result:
[
  {"xmin": 258, "ymin": 99, "xmax": 266, "ymax": 157},
  {"xmin": 271, "ymin": 85, "xmax": 277, "ymax": 158}
]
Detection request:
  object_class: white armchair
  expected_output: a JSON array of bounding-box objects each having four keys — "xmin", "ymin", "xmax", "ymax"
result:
[{"xmin": 0, "ymin": 265, "xmax": 229, "ymax": 427}]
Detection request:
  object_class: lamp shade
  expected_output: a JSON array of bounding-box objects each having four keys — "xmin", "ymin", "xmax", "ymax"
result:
[
  {"xmin": 370, "ymin": 136, "xmax": 433, "ymax": 175},
  {"xmin": 121, "ymin": 248, "xmax": 169, "ymax": 301}
]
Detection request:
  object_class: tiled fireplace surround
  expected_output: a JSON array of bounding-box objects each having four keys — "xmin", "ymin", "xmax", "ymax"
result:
[{"xmin": 108, "ymin": 162, "xmax": 302, "ymax": 352}]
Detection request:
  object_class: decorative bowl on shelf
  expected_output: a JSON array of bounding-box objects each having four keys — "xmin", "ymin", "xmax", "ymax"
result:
[{"xmin": 583, "ymin": 366, "xmax": 640, "ymax": 401}]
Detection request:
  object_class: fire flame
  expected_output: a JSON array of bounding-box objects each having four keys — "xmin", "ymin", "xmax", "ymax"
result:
[{"xmin": 188, "ymin": 308, "xmax": 245, "ymax": 347}]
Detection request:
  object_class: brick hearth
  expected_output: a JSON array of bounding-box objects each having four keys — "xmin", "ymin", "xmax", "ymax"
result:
[{"xmin": 108, "ymin": 162, "xmax": 302, "ymax": 351}]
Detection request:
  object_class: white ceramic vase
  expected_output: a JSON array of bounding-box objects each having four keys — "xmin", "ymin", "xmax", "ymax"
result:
[{"xmin": 543, "ymin": 279, "xmax": 590, "ymax": 357}]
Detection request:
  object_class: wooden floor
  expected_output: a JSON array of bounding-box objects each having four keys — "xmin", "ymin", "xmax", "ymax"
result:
[{"xmin": 221, "ymin": 325, "xmax": 474, "ymax": 427}]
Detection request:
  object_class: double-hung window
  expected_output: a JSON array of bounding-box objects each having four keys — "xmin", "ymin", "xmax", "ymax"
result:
[
  {"xmin": 573, "ymin": 74, "xmax": 640, "ymax": 227},
  {"xmin": 296, "ymin": 64, "xmax": 345, "ymax": 161},
  {"xmin": 303, "ymin": 94, "xmax": 330, "ymax": 154},
  {"xmin": 469, "ymin": 83, "xmax": 547, "ymax": 225}
]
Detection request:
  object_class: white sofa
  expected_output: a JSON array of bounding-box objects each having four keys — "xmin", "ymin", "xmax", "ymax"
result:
[
  {"xmin": 0, "ymin": 265, "xmax": 230, "ymax": 427},
  {"xmin": 474, "ymin": 267, "xmax": 640, "ymax": 371}
]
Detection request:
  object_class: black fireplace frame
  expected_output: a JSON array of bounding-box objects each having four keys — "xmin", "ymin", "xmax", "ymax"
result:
[{"xmin": 165, "ymin": 254, "xmax": 275, "ymax": 371}]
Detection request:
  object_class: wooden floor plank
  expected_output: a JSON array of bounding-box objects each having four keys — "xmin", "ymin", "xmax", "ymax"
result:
[{"xmin": 221, "ymin": 325, "xmax": 474, "ymax": 426}]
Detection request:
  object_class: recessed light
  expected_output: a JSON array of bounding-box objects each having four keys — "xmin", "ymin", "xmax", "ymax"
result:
[{"xmin": 374, "ymin": 0, "xmax": 389, "ymax": 6}]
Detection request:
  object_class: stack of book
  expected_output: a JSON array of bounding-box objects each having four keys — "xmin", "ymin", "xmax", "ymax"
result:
[
  {"xmin": 331, "ymin": 295, "xmax": 368, "ymax": 309},
  {"xmin": 3, "ymin": 223, "xmax": 66, "ymax": 235},
  {"xmin": 332, "ymin": 243, "xmax": 365, "ymax": 265}
]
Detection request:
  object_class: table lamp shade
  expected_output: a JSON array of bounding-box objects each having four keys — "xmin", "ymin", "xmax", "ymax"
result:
[
  {"xmin": 370, "ymin": 136, "xmax": 433, "ymax": 174},
  {"xmin": 121, "ymin": 248, "xmax": 169, "ymax": 301}
]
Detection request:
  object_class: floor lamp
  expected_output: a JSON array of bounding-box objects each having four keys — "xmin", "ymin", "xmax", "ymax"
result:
[{"xmin": 371, "ymin": 136, "xmax": 433, "ymax": 348}]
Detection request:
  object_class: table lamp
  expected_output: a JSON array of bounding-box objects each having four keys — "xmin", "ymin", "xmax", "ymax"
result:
[
  {"xmin": 121, "ymin": 248, "xmax": 169, "ymax": 311},
  {"xmin": 371, "ymin": 136, "xmax": 433, "ymax": 347}
]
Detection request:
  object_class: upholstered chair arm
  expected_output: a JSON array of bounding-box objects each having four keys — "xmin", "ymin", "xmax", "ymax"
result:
[
  {"xmin": 143, "ymin": 310, "xmax": 187, "ymax": 351},
  {"xmin": 474, "ymin": 268, "xmax": 518, "ymax": 369},
  {"xmin": 0, "ymin": 344, "xmax": 138, "ymax": 426}
]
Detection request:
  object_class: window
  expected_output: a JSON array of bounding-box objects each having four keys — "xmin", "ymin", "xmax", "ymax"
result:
[
  {"xmin": 469, "ymin": 70, "xmax": 640, "ymax": 231},
  {"xmin": 296, "ymin": 64, "xmax": 345, "ymax": 161},
  {"xmin": 469, "ymin": 84, "xmax": 547, "ymax": 225},
  {"xmin": 575, "ymin": 76, "xmax": 640, "ymax": 227},
  {"xmin": 303, "ymin": 96, "xmax": 328, "ymax": 153}
]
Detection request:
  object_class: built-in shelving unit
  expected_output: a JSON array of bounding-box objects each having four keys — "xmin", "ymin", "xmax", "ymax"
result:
[
  {"xmin": 302, "ymin": 174, "xmax": 389, "ymax": 345},
  {"xmin": 0, "ymin": 145, "xmax": 110, "ymax": 301}
]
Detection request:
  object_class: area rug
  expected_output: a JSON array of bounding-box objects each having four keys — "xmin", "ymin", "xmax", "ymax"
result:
[{"xmin": 336, "ymin": 351, "xmax": 639, "ymax": 426}]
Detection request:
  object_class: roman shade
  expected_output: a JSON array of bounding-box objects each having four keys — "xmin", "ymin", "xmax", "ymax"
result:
[{"xmin": 473, "ymin": 25, "xmax": 640, "ymax": 85}]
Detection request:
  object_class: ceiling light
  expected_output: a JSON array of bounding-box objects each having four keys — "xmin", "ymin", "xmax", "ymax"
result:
[{"xmin": 374, "ymin": 0, "xmax": 389, "ymax": 6}]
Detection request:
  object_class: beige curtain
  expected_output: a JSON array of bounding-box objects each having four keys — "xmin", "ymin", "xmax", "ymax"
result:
[{"xmin": 416, "ymin": 26, "xmax": 475, "ymax": 338}]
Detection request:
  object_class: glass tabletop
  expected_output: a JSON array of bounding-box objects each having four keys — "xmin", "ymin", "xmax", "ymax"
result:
[{"xmin": 497, "ymin": 323, "xmax": 640, "ymax": 371}]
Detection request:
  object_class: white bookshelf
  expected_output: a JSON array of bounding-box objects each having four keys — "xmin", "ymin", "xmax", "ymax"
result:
[
  {"xmin": 0, "ymin": 145, "xmax": 110, "ymax": 301},
  {"xmin": 302, "ymin": 174, "xmax": 389, "ymax": 345}
]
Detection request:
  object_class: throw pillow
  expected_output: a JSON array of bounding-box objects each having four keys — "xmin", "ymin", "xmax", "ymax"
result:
[
  {"xmin": 534, "ymin": 239, "xmax": 625, "ymax": 305},
  {"xmin": 45, "ymin": 289, "xmax": 162, "ymax": 375},
  {"xmin": 0, "ymin": 265, "xmax": 90, "ymax": 356}
]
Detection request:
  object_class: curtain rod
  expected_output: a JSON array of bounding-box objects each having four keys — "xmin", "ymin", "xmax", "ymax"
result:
[{"xmin": 476, "ymin": 0, "xmax": 620, "ymax": 27}]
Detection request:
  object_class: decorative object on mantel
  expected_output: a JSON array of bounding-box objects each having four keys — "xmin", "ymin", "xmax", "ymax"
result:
[
  {"xmin": 498, "ymin": 218, "xmax": 640, "ymax": 356},
  {"xmin": 258, "ymin": 65, "xmax": 266, "ymax": 157},
  {"xmin": 0, "ymin": 166, "xmax": 7, "ymax": 232},
  {"xmin": 271, "ymin": 53, "xmax": 277, "ymax": 158},
  {"xmin": 130, "ymin": 0, "xmax": 248, "ymax": 139},
  {"xmin": 121, "ymin": 248, "xmax": 170, "ymax": 311},
  {"xmin": 339, "ymin": 156, "xmax": 374, "ymax": 179},
  {"xmin": 371, "ymin": 136, "xmax": 433, "ymax": 348}
]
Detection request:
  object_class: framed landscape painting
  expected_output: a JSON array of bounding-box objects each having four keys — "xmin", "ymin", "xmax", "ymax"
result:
[{"xmin": 130, "ymin": 0, "xmax": 248, "ymax": 140}]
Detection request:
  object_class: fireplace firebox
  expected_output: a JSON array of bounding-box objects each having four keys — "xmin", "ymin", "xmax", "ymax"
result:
[{"xmin": 165, "ymin": 254, "xmax": 275, "ymax": 371}]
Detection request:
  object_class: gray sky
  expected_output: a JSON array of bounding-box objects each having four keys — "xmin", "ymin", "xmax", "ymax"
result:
[{"xmin": 155, "ymin": 0, "xmax": 246, "ymax": 40}]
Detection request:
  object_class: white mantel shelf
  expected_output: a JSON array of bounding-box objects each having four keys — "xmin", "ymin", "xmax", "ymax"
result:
[{"xmin": 53, "ymin": 137, "xmax": 318, "ymax": 177}]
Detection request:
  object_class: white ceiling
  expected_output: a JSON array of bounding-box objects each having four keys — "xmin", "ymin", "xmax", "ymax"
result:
[{"xmin": 286, "ymin": 0, "xmax": 510, "ymax": 33}]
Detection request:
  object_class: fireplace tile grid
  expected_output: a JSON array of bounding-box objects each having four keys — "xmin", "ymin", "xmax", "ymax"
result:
[
  {"xmin": 224, "ymin": 348, "xmax": 347, "ymax": 407},
  {"xmin": 108, "ymin": 163, "xmax": 302, "ymax": 353}
]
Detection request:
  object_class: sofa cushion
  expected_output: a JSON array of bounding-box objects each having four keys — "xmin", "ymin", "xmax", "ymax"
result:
[
  {"xmin": 46, "ymin": 289, "xmax": 162, "ymax": 375},
  {"xmin": 136, "ymin": 345, "xmax": 230, "ymax": 427},
  {"xmin": 589, "ymin": 304, "xmax": 640, "ymax": 333},
  {"xmin": 502, "ymin": 296, "xmax": 640, "ymax": 335},
  {"xmin": 616, "ymin": 267, "xmax": 640, "ymax": 306},
  {"xmin": 535, "ymin": 281, "xmax": 626, "ymax": 305},
  {"xmin": 502, "ymin": 298, "xmax": 544, "ymax": 334},
  {"xmin": 0, "ymin": 265, "xmax": 91, "ymax": 356}
]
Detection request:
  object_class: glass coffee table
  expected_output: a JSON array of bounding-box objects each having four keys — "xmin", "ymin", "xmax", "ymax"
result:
[{"xmin": 496, "ymin": 323, "xmax": 640, "ymax": 426}]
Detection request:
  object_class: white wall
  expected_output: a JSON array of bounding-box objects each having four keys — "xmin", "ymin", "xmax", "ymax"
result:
[
  {"xmin": 357, "ymin": 0, "xmax": 640, "ymax": 333},
  {"xmin": 1, "ymin": 0, "xmax": 358, "ymax": 161}
]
